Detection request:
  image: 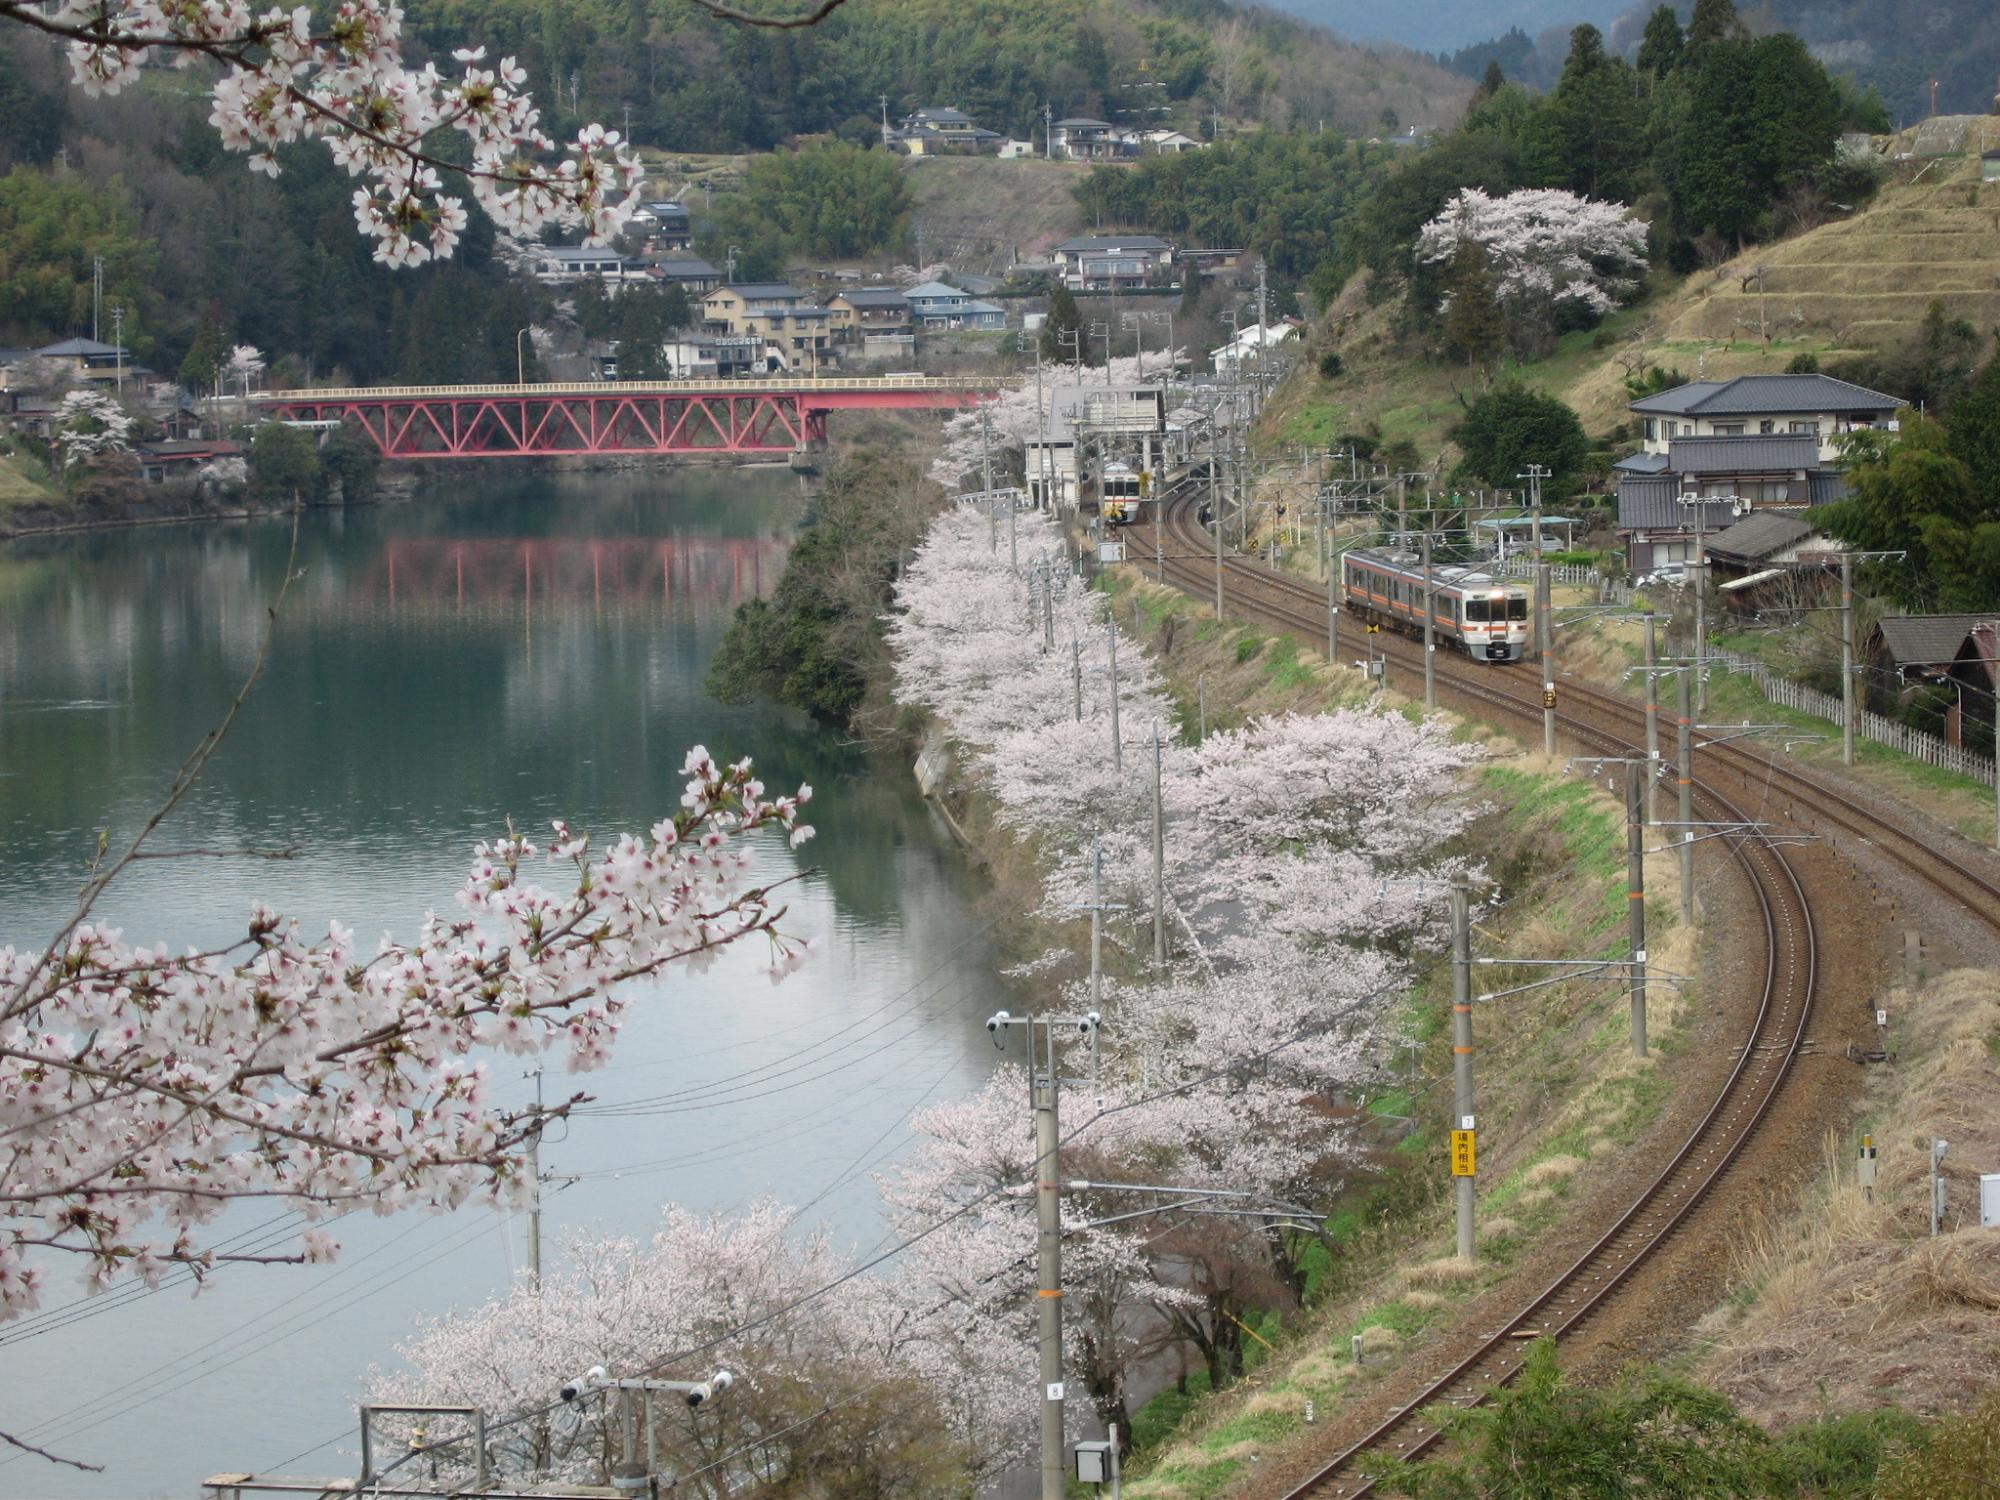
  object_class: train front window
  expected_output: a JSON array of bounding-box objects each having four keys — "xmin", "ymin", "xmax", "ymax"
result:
[
  {"xmin": 1507, "ymin": 596, "xmax": 1528, "ymax": 621},
  {"xmin": 1465, "ymin": 598, "xmax": 1489, "ymax": 623}
]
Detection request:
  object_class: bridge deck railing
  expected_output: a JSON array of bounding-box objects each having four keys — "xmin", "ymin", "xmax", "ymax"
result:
[{"xmin": 253, "ymin": 376, "xmax": 1005, "ymax": 402}]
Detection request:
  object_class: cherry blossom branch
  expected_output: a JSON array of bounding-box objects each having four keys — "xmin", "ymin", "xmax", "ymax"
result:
[
  {"xmin": 2, "ymin": 519, "xmax": 302, "ymax": 1026},
  {"xmin": 0, "ymin": 1427, "xmax": 103, "ymax": 1473},
  {"xmin": 679, "ymin": 0, "xmax": 853, "ymax": 26}
]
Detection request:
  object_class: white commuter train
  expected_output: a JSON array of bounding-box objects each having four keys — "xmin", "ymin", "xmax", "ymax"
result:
[{"xmin": 1340, "ymin": 549, "xmax": 1531, "ymax": 663}]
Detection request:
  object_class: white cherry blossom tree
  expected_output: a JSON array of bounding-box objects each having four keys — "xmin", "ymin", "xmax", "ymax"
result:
[
  {"xmin": 222, "ymin": 343, "xmax": 267, "ymax": 397},
  {"xmin": 1416, "ymin": 187, "xmax": 1649, "ymax": 352},
  {"xmin": 50, "ymin": 388, "xmax": 135, "ymax": 472},
  {"xmin": 0, "ymin": 746, "xmax": 811, "ymax": 1326},
  {"xmin": 0, "ymin": 0, "xmax": 855, "ymax": 266}
]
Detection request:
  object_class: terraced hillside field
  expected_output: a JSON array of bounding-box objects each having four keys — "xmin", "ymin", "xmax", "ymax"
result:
[{"xmin": 1564, "ymin": 154, "xmax": 2000, "ymax": 429}]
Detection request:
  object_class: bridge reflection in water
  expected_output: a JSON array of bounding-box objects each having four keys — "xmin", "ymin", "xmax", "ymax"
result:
[{"xmin": 359, "ymin": 534, "xmax": 788, "ymax": 611}]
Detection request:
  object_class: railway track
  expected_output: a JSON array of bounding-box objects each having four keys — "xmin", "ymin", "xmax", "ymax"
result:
[{"xmin": 1139, "ymin": 490, "xmax": 1997, "ymax": 1497}]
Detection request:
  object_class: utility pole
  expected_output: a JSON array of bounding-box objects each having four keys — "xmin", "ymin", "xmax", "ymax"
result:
[
  {"xmin": 1034, "ymin": 1020, "xmax": 1066, "ymax": 1500},
  {"xmin": 1151, "ymin": 723, "xmax": 1167, "ymax": 966},
  {"xmin": 526, "ymin": 1068, "xmax": 545, "ymax": 1287},
  {"xmin": 1642, "ymin": 612, "xmax": 1662, "ymax": 826},
  {"xmin": 1679, "ymin": 490, "xmax": 1710, "ymax": 715},
  {"xmin": 1677, "ymin": 668, "xmax": 1695, "ymax": 926},
  {"xmin": 1625, "ymin": 761, "xmax": 1649, "ymax": 1059},
  {"xmin": 1042, "ymin": 560, "xmax": 1055, "ymax": 652},
  {"xmin": 1072, "ymin": 636, "xmax": 1083, "ymax": 722},
  {"xmin": 981, "ymin": 408, "xmax": 996, "ymax": 553},
  {"xmin": 988, "ymin": 1009, "xmax": 1103, "ymax": 1500},
  {"xmin": 1519, "ymin": 464, "xmax": 1554, "ymax": 756},
  {"xmin": 1108, "ymin": 623, "xmax": 1123, "ymax": 773},
  {"xmin": 1421, "ymin": 526, "xmax": 1436, "ymax": 710},
  {"xmin": 1211, "ymin": 425, "xmax": 1225, "ymax": 621},
  {"xmin": 1045, "ymin": 103, "xmax": 1054, "ymax": 161},
  {"xmin": 1840, "ymin": 551, "xmax": 1856, "ymax": 766},
  {"xmin": 1326, "ymin": 529, "xmax": 1339, "ymax": 665},
  {"xmin": 92, "ymin": 255, "xmax": 104, "ymax": 344},
  {"xmin": 1197, "ymin": 673, "xmax": 1207, "ymax": 742},
  {"xmin": 111, "ymin": 305, "xmax": 124, "ymax": 394},
  {"xmin": 1449, "ymin": 876, "xmax": 1475, "ymax": 1262}
]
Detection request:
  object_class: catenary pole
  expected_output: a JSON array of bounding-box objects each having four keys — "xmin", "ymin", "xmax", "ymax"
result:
[
  {"xmin": 1450, "ymin": 876, "xmax": 1475, "ymax": 1261},
  {"xmin": 1643, "ymin": 611, "xmax": 1661, "ymax": 826},
  {"xmin": 1626, "ymin": 760, "xmax": 1649, "ymax": 1058},
  {"xmin": 1033, "ymin": 1018, "xmax": 1066, "ymax": 1500},
  {"xmin": 1840, "ymin": 551, "xmax": 1856, "ymax": 766},
  {"xmin": 1211, "ymin": 428, "xmax": 1225, "ymax": 621},
  {"xmin": 1108, "ymin": 623, "xmax": 1123, "ymax": 773},
  {"xmin": 1151, "ymin": 723, "xmax": 1167, "ymax": 966},
  {"xmin": 1677, "ymin": 668, "xmax": 1694, "ymax": 926},
  {"xmin": 1421, "ymin": 526, "xmax": 1436, "ymax": 709}
]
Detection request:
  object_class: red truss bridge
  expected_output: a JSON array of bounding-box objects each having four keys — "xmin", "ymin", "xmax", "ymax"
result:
[{"xmin": 255, "ymin": 376, "xmax": 1001, "ymax": 459}]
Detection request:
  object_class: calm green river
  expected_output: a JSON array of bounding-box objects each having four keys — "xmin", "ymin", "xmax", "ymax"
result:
[{"xmin": 0, "ymin": 469, "xmax": 1010, "ymax": 1498}]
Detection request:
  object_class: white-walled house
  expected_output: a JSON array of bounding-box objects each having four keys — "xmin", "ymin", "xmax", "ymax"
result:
[{"xmin": 1628, "ymin": 373, "xmax": 1902, "ymax": 466}]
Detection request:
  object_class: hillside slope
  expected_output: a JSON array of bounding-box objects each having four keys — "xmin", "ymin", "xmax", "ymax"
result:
[
  {"xmin": 1268, "ymin": 151, "xmax": 2000, "ymax": 462},
  {"xmin": 902, "ymin": 158, "xmax": 1090, "ymax": 274}
]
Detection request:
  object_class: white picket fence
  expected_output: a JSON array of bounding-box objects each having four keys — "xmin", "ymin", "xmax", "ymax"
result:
[
  {"xmin": 1712, "ymin": 651, "xmax": 1997, "ymax": 785},
  {"xmin": 1492, "ymin": 557, "xmax": 1636, "ymax": 605}
]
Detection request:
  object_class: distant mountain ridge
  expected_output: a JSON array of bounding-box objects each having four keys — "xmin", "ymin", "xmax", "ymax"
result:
[{"xmin": 1264, "ymin": 0, "xmax": 2000, "ymax": 117}]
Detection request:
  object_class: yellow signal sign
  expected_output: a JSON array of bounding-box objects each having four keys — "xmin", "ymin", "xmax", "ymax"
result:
[
  {"xmin": 1366, "ymin": 622, "xmax": 1381, "ymax": 635},
  {"xmin": 1450, "ymin": 1129, "xmax": 1477, "ymax": 1177},
  {"xmin": 1542, "ymin": 686, "xmax": 1558, "ymax": 709}
]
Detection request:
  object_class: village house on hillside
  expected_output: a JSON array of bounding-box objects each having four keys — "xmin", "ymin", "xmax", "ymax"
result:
[
  {"xmin": 534, "ymin": 245, "xmax": 638, "ymax": 287},
  {"xmin": 827, "ymin": 287, "xmax": 912, "ymax": 342},
  {"xmin": 905, "ymin": 281, "xmax": 1007, "ymax": 332},
  {"xmin": 1614, "ymin": 372, "xmax": 1903, "ymax": 574},
  {"xmin": 1051, "ymin": 234, "xmax": 1176, "ymax": 291},
  {"xmin": 887, "ymin": 106, "xmax": 1005, "ymax": 156}
]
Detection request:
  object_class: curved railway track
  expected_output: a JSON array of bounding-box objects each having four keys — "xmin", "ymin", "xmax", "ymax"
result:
[{"xmin": 1141, "ymin": 489, "xmax": 2000, "ymax": 1497}]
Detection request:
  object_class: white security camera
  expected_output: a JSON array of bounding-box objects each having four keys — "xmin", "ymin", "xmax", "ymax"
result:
[
  {"xmin": 685, "ymin": 1369, "xmax": 735, "ymax": 1408},
  {"xmin": 559, "ymin": 1365, "xmax": 609, "ymax": 1402},
  {"xmin": 985, "ymin": 1011, "xmax": 1010, "ymax": 1034}
]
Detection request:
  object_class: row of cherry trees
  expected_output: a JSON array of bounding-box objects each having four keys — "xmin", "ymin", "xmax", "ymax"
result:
[
  {"xmin": 877, "ymin": 504, "xmax": 1478, "ymax": 1438},
  {"xmin": 362, "ymin": 504, "xmax": 1478, "ymax": 1490}
]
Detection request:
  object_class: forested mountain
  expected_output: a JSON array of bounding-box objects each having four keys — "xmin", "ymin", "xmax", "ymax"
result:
[
  {"xmin": 398, "ymin": 0, "xmax": 1470, "ymax": 151},
  {"xmin": 1756, "ymin": 0, "xmax": 2000, "ymax": 122}
]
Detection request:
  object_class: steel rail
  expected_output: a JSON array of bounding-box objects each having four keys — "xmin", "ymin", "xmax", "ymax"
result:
[{"xmin": 1154, "ymin": 492, "xmax": 1817, "ymax": 1497}]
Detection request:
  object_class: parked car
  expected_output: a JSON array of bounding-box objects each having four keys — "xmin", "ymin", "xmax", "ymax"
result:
[{"xmin": 1638, "ymin": 562, "xmax": 1689, "ymax": 589}]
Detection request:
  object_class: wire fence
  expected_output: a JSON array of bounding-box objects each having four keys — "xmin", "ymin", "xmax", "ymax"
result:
[{"xmin": 1710, "ymin": 650, "xmax": 1997, "ymax": 784}]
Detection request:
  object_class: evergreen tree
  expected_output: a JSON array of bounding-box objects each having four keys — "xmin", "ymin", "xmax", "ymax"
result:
[
  {"xmin": 1438, "ymin": 243, "xmax": 1505, "ymax": 372},
  {"xmin": 617, "ymin": 283, "xmax": 672, "ymax": 377},
  {"xmin": 1946, "ymin": 350, "xmax": 2000, "ymax": 514},
  {"xmin": 1042, "ymin": 282, "xmax": 1086, "ymax": 365},
  {"xmin": 1686, "ymin": 0, "xmax": 1740, "ymax": 53},
  {"xmin": 1478, "ymin": 59, "xmax": 1505, "ymax": 98},
  {"xmin": 1520, "ymin": 27, "xmax": 1646, "ymax": 201},
  {"xmin": 178, "ymin": 303, "xmax": 230, "ymax": 395},
  {"xmin": 1453, "ymin": 383, "xmax": 1589, "ymax": 491},
  {"xmin": 1636, "ymin": 5, "xmax": 1684, "ymax": 78},
  {"xmin": 1657, "ymin": 33, "xmax": 1842, "ymax": 245},
  {"xmin": 247, "ymin": 422, "xmax": 321, "ymax": 503}
]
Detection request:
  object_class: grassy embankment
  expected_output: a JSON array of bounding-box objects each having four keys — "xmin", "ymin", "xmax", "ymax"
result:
[
  {"xmin": 1532, "ymin": 596, "xmax": 2000, "ymax": 849},
  {"xmin": 1265, "ymin": 154, "xmax": 2000, "ymax": 466},
  {"xmin": 1694, "ymin": 967, "xmax": 2000, "ymax": 1426},
  {"xmin": 1092, "ymin": 569, "xmax": 1696, "ymax": 1499},
  {"xmin": 0, "ymin": 449, "xmax": 59, "ymax": 526}
]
